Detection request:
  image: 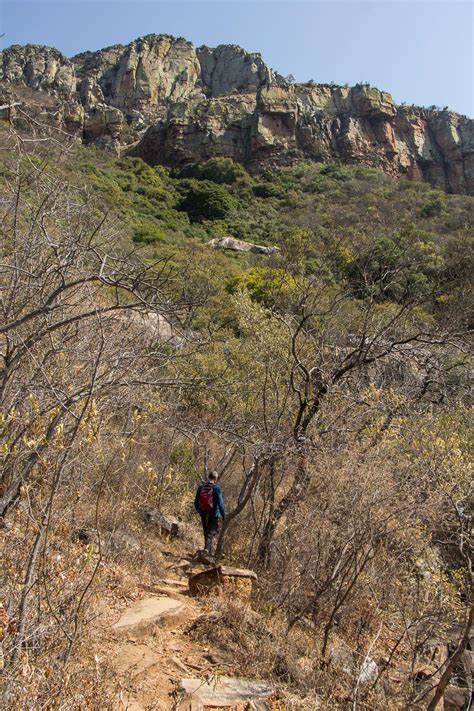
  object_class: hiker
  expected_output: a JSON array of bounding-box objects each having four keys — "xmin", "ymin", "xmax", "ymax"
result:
[{"xmin": 194, "ymin": 471, "xmax": 225, "ymax": 558}]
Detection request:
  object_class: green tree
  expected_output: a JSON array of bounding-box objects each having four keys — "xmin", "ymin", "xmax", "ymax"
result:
[
  {"xmin": 177, "ymin": 157, "xmax": 248, "ymax": 185},
  {"xmin": 178, "ymin": 179, "xmax": 238, "ymax": 222},
  {"xmin": 345, "ymin": 225, "xmax": 443, "ymax": 303}
]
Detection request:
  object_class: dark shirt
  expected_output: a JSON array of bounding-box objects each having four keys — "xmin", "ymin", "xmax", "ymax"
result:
[{"xmin": 194, "ymin": 482, "xmax": 225, "ymax": 518}]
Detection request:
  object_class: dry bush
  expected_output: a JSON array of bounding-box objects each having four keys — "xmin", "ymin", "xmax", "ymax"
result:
[
  {"xmin": 188, "ymin": 596, "xmax": 324, "ymax": 710},
  {"xmin": 216, "ymin": 420, "xmax": 471, "ymax": 708},
  {"xmin": 0, "ymin": 134, "xmax": 200, "ymax": 707},
  {"xmin": 1, "ymin": 122, "xmax": 471, "ymax": 709}
]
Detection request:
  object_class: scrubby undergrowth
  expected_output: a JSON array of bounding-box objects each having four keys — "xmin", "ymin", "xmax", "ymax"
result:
[{"xmin": 1, "ymin": 120, "xmax": 472, "ymax": 710}]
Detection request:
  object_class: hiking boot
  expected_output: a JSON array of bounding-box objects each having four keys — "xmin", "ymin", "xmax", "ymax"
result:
[{"xmin": 197, "ymin": 549, "xmax": 215, "ymax": 565}]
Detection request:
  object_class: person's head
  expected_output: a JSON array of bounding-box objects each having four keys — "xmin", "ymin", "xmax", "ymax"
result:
[{"xmin": 208, "ymin": 471, "xmax": 218, "ymax": 483}]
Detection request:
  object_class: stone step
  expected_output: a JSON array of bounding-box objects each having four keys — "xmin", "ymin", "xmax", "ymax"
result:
[
  {"xmin": 112, "ymin": 596, "xmax": 187, "ymax": 637},
  {"xmin": 177, "ymin": 676, "xmax": 274, "ymax": 710}
]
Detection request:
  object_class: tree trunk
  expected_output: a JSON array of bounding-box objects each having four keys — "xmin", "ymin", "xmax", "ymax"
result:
[
  {"xmin": 257, "ymin": 449, "xmax": 308, "ymax": 566},
  {"xmin": 215, "ymin": 457, "xmax": 263, "ymax": 561}
]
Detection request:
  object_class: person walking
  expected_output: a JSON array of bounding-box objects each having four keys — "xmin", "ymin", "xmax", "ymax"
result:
[{"xmin": 194, "ymin": 471, "xmax": 225, "ymax": 559}]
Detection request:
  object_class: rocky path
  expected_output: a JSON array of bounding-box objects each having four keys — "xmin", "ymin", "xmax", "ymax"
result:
[
  {"xmin": 96, "ymin": 551, "xmax": 277, "ymax": 710},
  {"xmin": 101, "ymin": 561, "xmax": 203, "ymax": 710}
]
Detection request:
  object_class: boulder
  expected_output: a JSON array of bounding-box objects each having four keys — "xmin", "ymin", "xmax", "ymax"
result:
[
  {"xmin": 142, "ymin": 508, "xmax": 182, "ymax": 538},
  {"xmin": 188, "ymin": 565, "xmax": 257, "ymax": 599},
  {"xmin": 208, "ymin": 236, "xmax": 279, "ymax": 255}
]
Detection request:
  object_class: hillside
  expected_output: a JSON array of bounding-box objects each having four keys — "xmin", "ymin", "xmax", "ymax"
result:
[
  {"xmin": 1, "ymin": 110, "xmax": 473, "ymax": 710},
  {"xmin": 1, "ymin": 34, "xmax": 473, "ymax": 194}
]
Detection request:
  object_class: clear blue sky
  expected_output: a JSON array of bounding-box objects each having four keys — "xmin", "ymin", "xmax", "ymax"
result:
[{"xmin": 1, "ymin": 0, "xmax": 472, "ymax": 116}]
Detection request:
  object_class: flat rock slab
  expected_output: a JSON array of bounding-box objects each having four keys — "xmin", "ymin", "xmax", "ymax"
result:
[
  {"xmin": 113, "ymin": 596, "xmax": 184, "ymax": 632},
  {"xmin": 179, "ymin": 676, "xmax": 273, "ymax": 709}
]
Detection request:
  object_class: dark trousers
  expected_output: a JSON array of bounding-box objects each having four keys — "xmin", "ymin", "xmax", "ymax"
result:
[{"xmin": 200, "ymin": 512, "xmax": 219, "ymax": 554}]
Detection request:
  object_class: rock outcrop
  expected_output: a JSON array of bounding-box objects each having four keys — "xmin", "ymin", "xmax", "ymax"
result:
[
  {"xmin": 208, "ymin": 236, "xmax": 279, "ymax": 254},
  {"xmin": 1, "ymin": 43, "xmax": 76, "ymax": 96},
  {"xmin": 1, "ymin": 34, "xmax": 473, "ymax": 193}
]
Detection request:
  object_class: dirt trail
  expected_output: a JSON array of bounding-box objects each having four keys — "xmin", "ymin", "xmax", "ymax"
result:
[
  {"xmin": 93, "ymin": 542, "xmax": 272, "ymax": 710},
  {"xmin": 96, "ymin": 553, "xmax": 210, "ymax": 710}
]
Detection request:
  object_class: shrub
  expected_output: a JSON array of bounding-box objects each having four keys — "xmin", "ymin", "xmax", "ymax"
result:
[
  {"xmin": 319, "ymin": 164, "xmax": 351, "ymax": 181},
  {"xmin": 252, "ymin": 182, "xmax": 284, "ymax": 199},
  {"xmin": 133, "ymin": 219, "xmax": 167, "ymax": 243},
  {"xmin": 176, "ymin": 157, "xmax": 248, "ymax": 185},
  {"xmin": 421, "ymin": 193, "xmax": 447, "ymax": 217},
  {"xmin": 345, "ymin": 226, "xmax": 443, "ymax": 303},
  {"xmin": 178, "ymin": 179, "xmax": 238, "ymax": 222},
  {"xmin": 226, "ymin": 267, "xmax": 298, "ymax": 307}
]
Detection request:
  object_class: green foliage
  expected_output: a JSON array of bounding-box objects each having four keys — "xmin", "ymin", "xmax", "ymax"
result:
[
  {"xmin": 345, "ymin": 224, "xmax": 444, "ymax": 302},
  {"xmin": 226, "ymin": 267, "xmax": 298, "ymax": 307},
  {"xmin": 176, "ymin": 157, "xmax": 249, "ymax": 185},
  {"xmin": 133, "ymin": 219, "xmax": 167, "ymax": 244},
  {"xmin": 277, "ymin": 226, "xmax": 315, "ymax": 273},
  {"xmin": 421, "ymin": 193, "xmax": 447, "ymax": 217},
  {"xmin": 24, "ymin": 142, "xmax": 471, "ymax": 328},
  {"xmin": 252, "ymin": 182, "xmax": 284, "ymax": 199},
  {"xmin": 319, "ymin": 164, "xmax": 351, "ymax": 181},
  {"xmin": 177, "ymin": 179, "xmax": 238, "ymax": 222}
]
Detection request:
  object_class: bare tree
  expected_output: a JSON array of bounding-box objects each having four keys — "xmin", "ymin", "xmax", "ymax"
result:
[
  {"xmin": 0, "ymin": 134, "xmax": 200, "ymax": 704},
  {"xmin": 209, "ymin": 282, "xmax": 467, "ymax": 568}
]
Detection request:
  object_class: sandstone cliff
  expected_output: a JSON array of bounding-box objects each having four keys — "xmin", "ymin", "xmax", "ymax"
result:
[{"xmin": 1, "ymin": 34, "xmax": 472, "ymax": 193}]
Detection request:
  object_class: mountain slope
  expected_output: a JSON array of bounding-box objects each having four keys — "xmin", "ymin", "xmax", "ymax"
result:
[{"xmin": 1, "ymin": 33, "xmax": 473, "ymax": 193}]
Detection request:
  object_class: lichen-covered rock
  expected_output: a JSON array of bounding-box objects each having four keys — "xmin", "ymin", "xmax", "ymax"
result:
[
  {"xmin": 73, "ymin": 35, "xmax": 202, "ymax": 112},
  {"xmin": 83, "ymin": 104, "xmax": 124, "ymax": 150},
  {"xmin": 63, "ymin": 103, "xmax": 85, "ymax": 134},
  {"xmin": 198, "ymin": 43, "xmax": 271, "ymax": 97},
  {"xmin": 0, "ymin": 44, "xmax": 76, "ymax": 97},
  {"xmin": 131, "ymin": 92, "xmax": 257, "ymax": 166},
  {"xmin": 132, "ymin": 79, "xmax": 474, "ymax": 194}
]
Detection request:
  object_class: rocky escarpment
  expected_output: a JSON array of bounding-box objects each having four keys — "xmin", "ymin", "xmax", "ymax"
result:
[{"xmin": 1, "ymin": 34, "xmax": 473, "ymax": 193}]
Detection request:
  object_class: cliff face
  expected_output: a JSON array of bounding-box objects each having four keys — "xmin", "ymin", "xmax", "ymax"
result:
[{"xmin": 1, "ymin": 34, "xmax": 472, "ymax": 194}]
